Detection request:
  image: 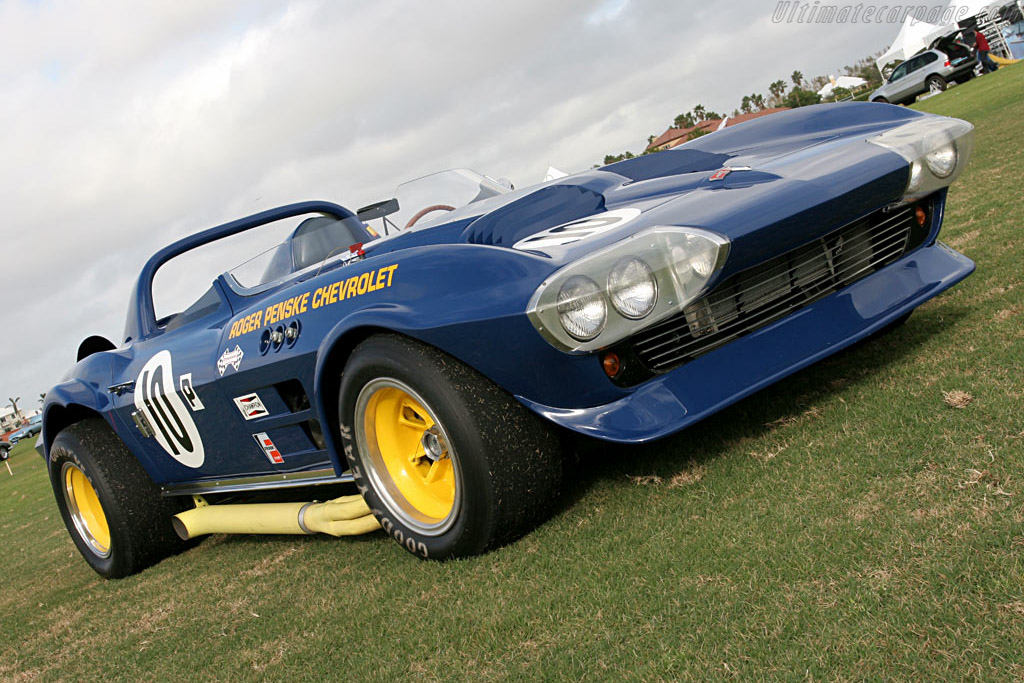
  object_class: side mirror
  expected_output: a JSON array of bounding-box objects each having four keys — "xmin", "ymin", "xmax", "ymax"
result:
[{"xmin": 357, "ymin": 198, "xmax": 400, "ymax": 221}]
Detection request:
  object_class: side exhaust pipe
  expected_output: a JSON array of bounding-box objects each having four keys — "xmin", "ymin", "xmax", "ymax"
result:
[{"xmin": 172, "ymin": 495, "xmax": 380, "ymax": 540}]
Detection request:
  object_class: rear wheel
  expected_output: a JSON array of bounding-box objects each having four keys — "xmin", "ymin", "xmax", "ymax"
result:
[
  {"xmin": 338, "ymin": 334, "xmax": 562, "ymax": 559},
  {"xmin": 50, "ymin": 418, "xmax": 196, "ymax": 578},
  {"xmin": 927, "ymin": 74, "xmax": 947, "ymax": 92},
  {"xmin": 872, "ymin": 97, "xmax": 889, "ymax": 104}
]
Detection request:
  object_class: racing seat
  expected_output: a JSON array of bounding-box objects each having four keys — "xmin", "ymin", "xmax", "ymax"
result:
[{"xmin": 289, "ymin": 216, "xmax": 369, "ymax": 271}]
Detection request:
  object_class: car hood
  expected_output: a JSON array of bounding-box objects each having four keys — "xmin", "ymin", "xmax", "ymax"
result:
[{"xmin": 366, "ymin": 103, "xmax": 921, "ymax": 273}]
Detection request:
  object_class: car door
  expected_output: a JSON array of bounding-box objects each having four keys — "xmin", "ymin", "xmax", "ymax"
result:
[
  {"xmin": 919, "ymin": 52, "xmax": 940, "ymax": 83},
  {"xmin": 890, "ymin": 57, "xmax": 920, "ymax": 102},
  {"xmin": 884, "ymin": 61, "xmax": 909, "ymax": 100},
  {"xmin": 208, "ymin": 277, "xmax": 334, "ymax": 478}
]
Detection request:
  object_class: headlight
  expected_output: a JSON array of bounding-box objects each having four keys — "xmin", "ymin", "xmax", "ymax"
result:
[
  {"xmin": 868, "ymin": 115, "xmax": 973, "ymax": 200},
  {"xmin": 557, "ymin": 276, "xmax": 606, "ymax": 341},
  {"xmin": 608, "ymin": 257, "xmax": 657, "ymax": 319},
  {"xmin": 925, "ymin": 142, "xmax": 957, "ymax": 178},
  {"xmin": 527, "ymin": 226, "xmax": 729, "ymax": 352}
]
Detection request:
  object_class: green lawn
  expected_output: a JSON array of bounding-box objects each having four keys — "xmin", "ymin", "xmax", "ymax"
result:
[{"xmin": 2, "ymin": 63, "xmax": 1022, "ymax": 681}]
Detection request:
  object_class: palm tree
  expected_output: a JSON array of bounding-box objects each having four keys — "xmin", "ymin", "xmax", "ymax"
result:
[
  {"xmin": 791, "ymin": 70, "xmax": 804, "ymax": 88},
  {"xmin": 8, "ymin": 397, "xmax": 22, "ymax": 425},
  {"xmin": 768, "ymin": 80, "xmax": 788, "ymax": 106}
]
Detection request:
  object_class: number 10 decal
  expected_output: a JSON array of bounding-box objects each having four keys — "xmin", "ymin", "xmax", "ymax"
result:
[{"xmin": 134, "ymin": 350, "xmax": 205, "ymax": 468}]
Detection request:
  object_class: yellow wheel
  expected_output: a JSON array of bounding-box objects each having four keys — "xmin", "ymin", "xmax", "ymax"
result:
[
  {"xmin": 62, "ymin": 462, "xmax": 111, "ymax": 557},
  {"xmin": 355, "ymin": 379, "xmax": 461, "ymax": 535},
  {"xmin": 49, "ymin": 419, "xmax": 198, "ymax": 578},
  {"xmin": 339, "ymin": 334, "xmax": 563, "ymax": 560}
]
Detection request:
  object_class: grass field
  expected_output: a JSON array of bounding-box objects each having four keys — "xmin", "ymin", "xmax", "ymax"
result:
[{"xmin": 2, "ymin": 63, "xmax": 1022, "ymax": 681}]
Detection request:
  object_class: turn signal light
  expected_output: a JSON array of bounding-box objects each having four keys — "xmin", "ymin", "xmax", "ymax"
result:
[{"xmin": 601, "ymin": 352, "xmax": 622, "ymax": 378}]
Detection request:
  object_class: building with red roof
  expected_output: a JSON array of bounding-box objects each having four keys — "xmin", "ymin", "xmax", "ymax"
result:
[{"xmin": 645, "ymin": 107, "xmax": 790, "ymax": 153}]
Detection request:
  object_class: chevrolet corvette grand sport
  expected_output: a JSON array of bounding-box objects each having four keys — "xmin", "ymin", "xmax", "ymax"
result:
[{"xmin": 42, "ymin": 103, "xmax": 975, "ymax": 577}]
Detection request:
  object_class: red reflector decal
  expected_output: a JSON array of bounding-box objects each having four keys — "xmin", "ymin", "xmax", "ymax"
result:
[{"xmin": 254, "ymin": 432, "xmax": 284, "ymax": 464}]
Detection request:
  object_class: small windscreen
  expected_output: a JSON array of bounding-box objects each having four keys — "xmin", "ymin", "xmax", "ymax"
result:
[{"xmin": 228, "ymin": 215, "xmax": 371, "ymax": 290}]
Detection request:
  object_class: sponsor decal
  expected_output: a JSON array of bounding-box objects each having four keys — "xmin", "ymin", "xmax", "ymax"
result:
[
  {"xmin": 134, "ymin": 351, "xmax": 205, "ymax": 468},
  {"xmin": 217, "ymin": 345, "xmax": 244, "ymax": 376},
  {"xmin": 513, "ymin": 208, "xmax": 641, "ymax": 251},
  {"xmin": 227, "ymin": 264, "xmax": 399, "ymax": 339},
  {"xmin": 254, "ymin": 432, "xmax": 284, "ymax": 464},
  {"xmin": 233, "ymin": 393, "xmax": 270, "ymax": 420},
  {"xmin": 179, "ymin": 373, "xmax": 204, "ymax": 411},
  {"xmin": 709, "ymin": 168, "xmax": 732, "ymax": 181}
]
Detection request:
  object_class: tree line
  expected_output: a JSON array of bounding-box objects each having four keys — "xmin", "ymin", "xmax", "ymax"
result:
[{"xmin": 603, "ymin": 53, "xmax": 884, "ymax": 165}]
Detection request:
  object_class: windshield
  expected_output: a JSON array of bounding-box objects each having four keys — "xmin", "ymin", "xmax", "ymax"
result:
[
  {"xmin": 226, "ymin": 170, "xmax": 511, "ymax": 291},
  {"xmin": 374, "ymin": 168, "xmax": 512, "ymax": 233}
]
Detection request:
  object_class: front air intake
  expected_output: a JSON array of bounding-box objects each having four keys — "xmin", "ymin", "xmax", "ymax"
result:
[{"xmin": 627, "ymin": 202, "xmax": 927, "ymax": 375}]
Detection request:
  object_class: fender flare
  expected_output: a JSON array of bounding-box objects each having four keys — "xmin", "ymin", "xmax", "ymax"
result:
[{"xmin": 40, "ymin": 379, "xmax": 115, "ymax": 462}]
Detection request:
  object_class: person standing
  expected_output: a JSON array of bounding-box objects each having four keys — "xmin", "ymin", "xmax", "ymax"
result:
[{"xmin": 975, "ymin": 30, "xmax": 999, "ymax": 73}]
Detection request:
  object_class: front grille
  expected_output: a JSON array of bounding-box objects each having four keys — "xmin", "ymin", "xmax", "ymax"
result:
[{"xmin": 629, "ymin": 203, "xmax": 925, "ymax": 374}]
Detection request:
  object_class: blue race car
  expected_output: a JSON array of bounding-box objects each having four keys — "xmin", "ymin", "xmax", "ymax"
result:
[{"xmin": 42, "ymin": 103, "xmax": 975, "ymax": 577}]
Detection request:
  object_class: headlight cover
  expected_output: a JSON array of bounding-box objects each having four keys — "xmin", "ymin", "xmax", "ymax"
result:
[
  {"xmin": 527, "ymin": 226, "xmax": 730, "ymax": 353},
  {"xmin": 868, "ymin": 115, "xmax": 973, "ymax": 200}
]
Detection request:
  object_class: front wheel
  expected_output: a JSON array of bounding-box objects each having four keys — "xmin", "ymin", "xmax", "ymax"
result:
[
  {"xmin": 49, "ymin": 419, "xmax": 196, "ymax": 578},
  {"xmin": 338, "ymin": 334, "xmax": 562, "ymax": 559}
]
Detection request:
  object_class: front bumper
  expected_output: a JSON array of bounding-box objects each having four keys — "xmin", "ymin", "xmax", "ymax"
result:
[{"xmin": 517, "ymin": 241, "xmax": 974, "ymax": 442}]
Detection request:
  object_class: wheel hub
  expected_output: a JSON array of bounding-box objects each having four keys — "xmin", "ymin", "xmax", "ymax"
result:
[{"xmin": 420, "ymin": 426, "xmax": 448, "ymax": 463}]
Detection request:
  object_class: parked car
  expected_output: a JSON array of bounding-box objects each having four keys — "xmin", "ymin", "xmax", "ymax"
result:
[
  {"xmin": 41, "ymin": 103, "xmax": 976, "ymax": 578},
  {"xmin": 871, "ymin": 38, "xmax": 977, "ymax": 104},
  {"xmin": 0, "ymin": 440, "xmax": 10, "ymax": 461},
  {"xmin": 22, "ymin": 415, "xmax": 42, "ymax": 438},
  {"xmin": 9, "ymin": 427, "xmax": 27, "ymax": 444}
]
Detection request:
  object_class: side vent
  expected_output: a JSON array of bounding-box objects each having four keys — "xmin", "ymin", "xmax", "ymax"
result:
[{"xmin": 275, "ymin": 379, "xmax": 310, "ymax": 412}]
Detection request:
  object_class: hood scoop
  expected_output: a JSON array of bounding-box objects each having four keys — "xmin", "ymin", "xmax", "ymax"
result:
[
  {"xmin": 603, "ymin": 148, "xmax": 732, "ymax": 182},
  {"xmin": 462, "ymin": 177, "xmax": 617, "ymax": 247}
]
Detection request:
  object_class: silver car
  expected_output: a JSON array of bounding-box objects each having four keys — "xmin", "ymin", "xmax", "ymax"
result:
[{"xmin": 871, "ymin": 41, "xmax": 976, "ymax": 105}]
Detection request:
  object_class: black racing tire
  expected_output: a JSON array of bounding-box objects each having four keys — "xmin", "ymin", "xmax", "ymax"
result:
[
  {"xmin": 926, "ymin": 74, "xmax": 947, "ymax": 92},
  {"xmin": 338, "ymin": 334, "xmax": 562, "ymax": 560},
  {"xmin": 49, "ymin": 418, "xmax": 197, "ymax": 578},
  {"xmin": 872, "ymin": 97, "xmax": 889, "ymax": 104}
]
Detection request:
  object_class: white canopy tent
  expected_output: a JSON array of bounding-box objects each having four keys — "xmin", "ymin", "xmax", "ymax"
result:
[
  {"xmin": 543, "ymin": 166, "xmax": 569, "ymax": 181},
  {"xmin": 817, "ymin": 75, "xmax": 868, "ymax": 98},
  {"xmin": 875, "ymin": 16, "xmax": 950, "ymax": 73}
]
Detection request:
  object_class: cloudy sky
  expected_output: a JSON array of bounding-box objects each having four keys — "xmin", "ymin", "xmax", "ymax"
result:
[{"xmin": 2, "ymin": 0, "xmax": 933, "ymax": 412}]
